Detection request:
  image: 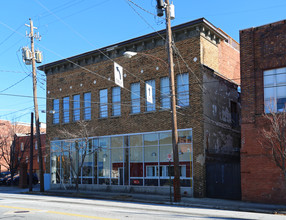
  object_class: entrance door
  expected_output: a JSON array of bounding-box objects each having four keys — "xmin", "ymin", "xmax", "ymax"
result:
[{"xmin": 206, "ymin": 162, "xmax": 241, "ymax": 200}]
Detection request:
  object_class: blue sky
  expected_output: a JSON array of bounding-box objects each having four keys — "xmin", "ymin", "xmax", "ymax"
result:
[{"xmin": 0, "ymin": 0, "xmax": 286, "ymax": 124}]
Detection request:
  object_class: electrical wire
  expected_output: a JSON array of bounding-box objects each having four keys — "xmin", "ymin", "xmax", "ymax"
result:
[
  {"xmin": 126, "ymin": 0, "xmax": 158, "ymax": 17},
  {"xmin": 33, "ymin": 0, "xmax": 180, "ymax": 114},
  {"xmin": 45, "ymin": 0, "xmax": 112, "ymax": 25},
  {"xmin": 0, "ymin": 73, "xmax": 31, "ymax": 93},
  {"xmin": 123, "ymin": 1, "xmax": 241, "ymax": 120},
  {"xmin": 0, "ymin": 23, "xmax": 24, "ymax": 47}
]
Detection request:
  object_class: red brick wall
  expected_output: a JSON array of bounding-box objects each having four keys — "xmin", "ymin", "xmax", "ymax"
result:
[
  {"xmin": 241, "ymin": 123, "xmax": 286, "ymax": 204},
  {"xmin": 218, "ymin": 40, "xmax": 240, "ymax": 85},
  {"xmin": 240, "ymin": 20, "xmax": 286, "ymax": 204},
  {"xmin": 15, "ymin": 134, "xmax": 47, "ymax": 173}
]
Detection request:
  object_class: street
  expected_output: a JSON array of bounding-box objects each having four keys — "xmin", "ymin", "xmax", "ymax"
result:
[{"xmin": 0, "ymin": 192, "xmax": 284, "ymax": 220}]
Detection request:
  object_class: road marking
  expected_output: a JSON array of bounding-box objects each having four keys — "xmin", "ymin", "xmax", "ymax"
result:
[
  {"xmin": 0, "ymin": 205, "xmax": 40, "ymax": 211},
  {"xmin": 0, "ymin": 204, "xmax": 118, "ymax": 220},
  {"xmin": 47, "ymin": 211, "xmax": 119, "ymax": 220}
]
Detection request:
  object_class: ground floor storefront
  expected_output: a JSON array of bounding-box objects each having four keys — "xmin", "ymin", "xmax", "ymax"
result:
[{"xmin": 50, "ymin": 128, "xmax": 193, "ymax": 195}]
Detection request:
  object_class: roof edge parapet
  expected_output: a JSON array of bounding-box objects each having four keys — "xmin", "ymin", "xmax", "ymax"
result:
[{"xmin": 39, "ymin": 18, "xmax": 229, "ymax": 73}]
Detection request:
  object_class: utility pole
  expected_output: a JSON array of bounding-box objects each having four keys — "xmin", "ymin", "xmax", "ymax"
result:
[
  {"xmin": 29, "ymin": 112, "xmax": 34, "ymax": 192},
  {"xmin": 165, "ymin": 0, "xmax": 181, "ymax": 202},
  {"xmin": 25, "ymin": 19, "xmax": 44, "ymax": 192},
  {"xmin": 157, "ymin": 0, "xmax": 181, "ymax": 202}
]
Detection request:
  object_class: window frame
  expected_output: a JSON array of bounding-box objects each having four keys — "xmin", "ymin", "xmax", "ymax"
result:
[
  {"xmin": 83, "ymin": 92, "xmax": 91, "ymax": 120},
  {"xmin": 145, "ymin": 79, "xmax": 156, "ymax": 112},
  {"xmin": 160, "ymin": 77, "xmax": 170, "ymax": 110},
  {"xmin": 99, "ymin": 89, "xmax": 108, "ymax": 118},
  {"xmin": 112, "ymin": 87, "xmax": 121, "ymax": 116},
  {"xmin": 72, "ymin": 94, "xmax": 80, "ymax": 122},
  {"xmin": 131, "ymin": 82, "xmax": 140, "ymax": 114},
  {"xmin": 176, "ymin": 73, "xmax": 189, "ymax": 107},
  {"xmin": 52, "ymin": 99, "xmax": 60, "ymax": 124},
  {"xmin": 62, "ymin": 96, "xmax": 70, "ymax": 123},
  {"xmin": 264, "ymin": 67, "xmax": 286, "ymax": 113}
]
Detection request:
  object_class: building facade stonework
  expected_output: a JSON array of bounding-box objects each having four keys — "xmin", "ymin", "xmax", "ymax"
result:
[
  {"xmin": 240, "ymin": 20, "xmax": 286, "ymax": 204},
  {"xmin": 40, "ymin": 18, "xmax": 240, "ymax": 198}
]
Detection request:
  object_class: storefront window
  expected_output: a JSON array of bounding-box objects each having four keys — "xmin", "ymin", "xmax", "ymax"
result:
[
  {"xmin": 129, "ymin": 135, "xmax": 142, "ymax": 147},
  {"xmin": 51, "ymin": 141, "xmax": 62, "ymax": 184},
  {"xmin": 98, "ymin": 138, "xmax": 110, "ymax": 184},
  {"xmin": 50, "ymin": 129, "xmax": 193, "ymax": 188},
  {"xmin": 111, "ymin": 136, "xmax": 123, "ymax": 185},
  {"xmin": 81, "ymin": 140, "xmax": 93, "ymax": 184},
  {"xmin": 70, "ymin": 141, "xmax": 79, "ymax": 184},
  {"xmin": 61, "ymin": 141, "xmax": 71, "ymax": 184}
]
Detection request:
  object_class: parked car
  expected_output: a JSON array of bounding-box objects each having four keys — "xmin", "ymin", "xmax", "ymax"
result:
[
  {"xmin": 0, "ymin": 171, "xmax": 10, "ymax": 178},
  {"xmin": 6, "ymin": 174, "xmax": 19, "ymax": 186},
  {"xmin": 0, "ymin": 173, "xmax": 11, "ymax": 185},
  {"xmin": 6, "ymin": 173, "xmax": 38, "ymax": 186}
]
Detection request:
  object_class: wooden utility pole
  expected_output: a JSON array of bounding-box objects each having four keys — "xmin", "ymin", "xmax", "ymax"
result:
[
  {"xmin": 29, "ymin": 112, "xmax": 34, "ymax": 192},
  {"xmin": 28, "ymin": 18, "xmax": 44, "ymax": 192},
  {"xmin": 165, "ymin": 0, "xmax": 181, "ymax": 202}
]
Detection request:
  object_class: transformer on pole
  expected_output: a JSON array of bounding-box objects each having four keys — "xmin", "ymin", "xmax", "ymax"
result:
[{"xmin": 156, "ymin": 0, "xmax": 175, "ymax": 20}]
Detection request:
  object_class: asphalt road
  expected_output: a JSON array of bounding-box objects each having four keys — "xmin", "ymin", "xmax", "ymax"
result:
[{"xmin": 0, "ymin": 192, "xmax": 284, "ymax": 220}]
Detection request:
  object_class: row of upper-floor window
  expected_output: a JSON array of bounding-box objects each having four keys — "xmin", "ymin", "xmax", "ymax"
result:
[{"xmin": 52, "ymin": 73, "xmax": 189, "ymax": 124}]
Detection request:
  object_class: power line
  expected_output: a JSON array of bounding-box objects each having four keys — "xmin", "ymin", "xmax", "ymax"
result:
[
  {"xmin": 33, "ymin": 0, "xmax": 180, "ymax": 113},
  {"xmin": 36, "ymin": 0, "xmax": 85, "ymax": 19},
  {"xmin": 0, "ymin": 23, "xmax": 24, "ymax": 47},
  {"xmin": 45, "ymin": 0, "xmax": 112, "ymax": 25},
  {"xmin": 126, "ymin": 0, "xmax": 157, "ymax": 17},
  {"xmin": 0, "ymin": 105, "xmax": 35, "ymax": 118},
  {"xmin": 123, "ymin": 1, "xmax": 241, "ymax": 121},
  {"xmin": 0, "ymin": 70, "xmax": 29, "ymax": 74},
  {"xmin": 0, "ymin": 74, "xmax": 31, "ymax": 93}
]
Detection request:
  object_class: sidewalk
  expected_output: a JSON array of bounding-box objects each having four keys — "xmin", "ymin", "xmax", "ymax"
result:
[
  {"xmin": 1, "ymin": 186, "xmax": 285, "ymax": 215},
  {"xmin": 31, "ymin": 187, "xmax": 286, "ymax": 215}
]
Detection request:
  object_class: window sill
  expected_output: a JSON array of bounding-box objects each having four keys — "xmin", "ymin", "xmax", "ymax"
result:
[
  {"xmin": 98, "ymin": 117, "xmax": 108, "ymax": 120},
  {"xmin": 110, "ymin": 115, "xmax": 121, "ymax": 119},
  {"xmin": 129, "ymin": 112, "xmax": 141, "ymax": 116},
  {"xmin": 143, "ymin": 110, "xmax": 157, "ymax": 114}
]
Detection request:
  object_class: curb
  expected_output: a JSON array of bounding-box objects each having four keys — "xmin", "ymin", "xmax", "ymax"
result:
[{"xmin": 21, "ymin": 190, "xmax": 286, "ymax": 215}]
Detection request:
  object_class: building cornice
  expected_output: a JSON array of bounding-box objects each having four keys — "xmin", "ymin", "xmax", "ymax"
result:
[{"xmin": 38, "ymin": 17, "xmax": 228, "ymax": 75}]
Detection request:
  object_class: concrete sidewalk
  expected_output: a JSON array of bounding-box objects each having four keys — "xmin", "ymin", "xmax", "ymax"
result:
[
  {"xmin": 0, "ymin": 186, "xmax": 285, "ymax": 215},
  {"xmin": 34, "ymin": 188, "xmax": 286, "ymax": 214}
]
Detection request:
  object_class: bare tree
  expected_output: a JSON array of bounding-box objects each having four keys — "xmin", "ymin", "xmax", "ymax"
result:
[
  {"xmin": 260, "ymin": 109, "xmax": 286, "ymax": 185},
  {"xmin": 0, "ymin": 122, "xmax": 30, "ymax": 185},
  {"xmin": 55, "ymin": 121, "xmax": 95, "ymax": 191}
]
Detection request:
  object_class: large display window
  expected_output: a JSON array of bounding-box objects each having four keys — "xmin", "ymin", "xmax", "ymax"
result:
[{"xmin": 50, "ymin": 129, "xmax": 193, "ymax": 188}]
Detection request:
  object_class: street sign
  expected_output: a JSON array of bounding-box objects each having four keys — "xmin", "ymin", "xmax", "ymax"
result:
[
  {"xmin": 167, "ymin": 153, "xmax": 172, "ymax": 161},
  {"xmin": 146, "ymin": 83, "xmax": 153, "ymax": 104},
  {"xmin": 114, "ymin": 62, "xmax": 124, "ymax": 88}
]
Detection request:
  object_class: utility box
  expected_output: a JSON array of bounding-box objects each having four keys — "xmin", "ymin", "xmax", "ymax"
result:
[{"xmin": 44, "ymin": 173, "xmax": 51, "ymax": 191}]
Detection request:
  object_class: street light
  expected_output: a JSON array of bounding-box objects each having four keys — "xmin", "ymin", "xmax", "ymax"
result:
[
  {"xmin": 124, "ymin": 50, "xmax": 181, "ymax": 202},
  {"xmin": 123, "ymin": 51, "xmax": 138, "ymax": 59}
]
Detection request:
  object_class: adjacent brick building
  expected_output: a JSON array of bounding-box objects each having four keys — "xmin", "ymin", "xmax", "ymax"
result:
[
  {"xmin": 0, "ymin": 120, "xmax": 46, "ymax": 174},
  {"xmin": 14, "ymin": 134, "xmax": 47, "ymax": 177},
  {"xmin": 39, "ymin": 18, "xmax": 240, "ymax": 198},
  {"xmin": 240, "ymin": 20, "xmax": 286, "ymax": 204}
]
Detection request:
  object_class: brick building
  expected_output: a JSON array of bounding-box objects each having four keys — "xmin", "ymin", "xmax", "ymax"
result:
[
  {"xmin": 0, "ymin": 120, "xmax": 46, "ymax": 174},
  {"xmin": 240, "ymin": 20, "xmax": 286, "ymax": 204},
  {"xmin": 14, "ymin": 134, "xmax": 47, "ymax": 177},
  {"xmin": 39, "ymin": 18, "xmax": 240, "ymax": 198}
]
